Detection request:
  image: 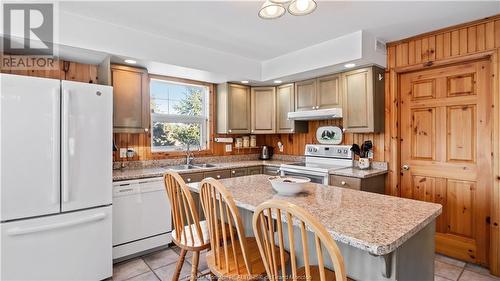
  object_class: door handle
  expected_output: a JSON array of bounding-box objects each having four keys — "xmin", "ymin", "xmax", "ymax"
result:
[
  {"xmin": 7, "ymin": 213, "xmax": 106, "ymax": 236},
  {"xmin": 62, "ymin": 89, "xmax": 71, "ymax": 203},
  {"xmin": 402, "ymin": 164, "xmax": 410, "ymax": 171}
]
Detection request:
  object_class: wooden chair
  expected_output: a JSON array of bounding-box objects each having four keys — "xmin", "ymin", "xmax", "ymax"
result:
[
  {"xmin": 163, "ymin": 171, "xmax": 209, "ymax": 281},
  {"xmin": 199, "ymin": 177, "xmax": 289, "ymax": 280},
  {"xmin": 252, "ymin": 199, "xmax": 351, "ymax": 281}
]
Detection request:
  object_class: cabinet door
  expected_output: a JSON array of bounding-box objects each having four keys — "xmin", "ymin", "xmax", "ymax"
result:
[
  {"xmin": 228, "ymin": 84, "xmax": 251, "ymax": 133},
  {"xmin": 248, "ymin": 166, "xmax": 263, "ymax": 175},
  {"xmin": 230, "ymin": 168, "xmax": 248, "ymax": 177},
  {"xmin": 342, "ymin": 67, "xmax": 374, "ymax": 132},
  {"xmin": 180, "ymin": 172, "xmax": 204, "ymax": 184},
  {"xmin": 317, "ymin": 74, "xmax": 342, "ymax": 109},
  {"xmin": 204, "ymin": 170, "xmax": 231, "ymax": 180},
  {"xmin": 111, "ymin": 65, "xmax": 149, "ymax": 133},
  {"xmin": 295, "ymin": 79, "xmax": 317, "ymax": 111},
  {"xmin": 276, "ymin": 84, "xmax": 295, "ymax": 133},
  {"xmin": 251, "ymin": 87, "xmax": 276, "ymax": 134}
]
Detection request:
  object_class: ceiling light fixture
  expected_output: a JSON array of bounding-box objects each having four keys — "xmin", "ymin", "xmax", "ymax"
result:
[
  {"xmin": 288, "ymin": 0, "xmax": 317, "ymax": 16},
  {"xmin": 124, "ymin": 59, "xmax": 137, "ymax": 64},
  {"xmin": 269, "ymin": 0, "xmax": 291, "ymax": 3},
  {"xmin": 241, "ymin": 80, "xmax": 249, "ymax": 84},
  {"xmin": 258, "ymin": 0, "xmax": 286, "ymax": 19},
  {"xmin": 274, "ymin": 80, "xmax": 282, "ymax": 84},
  {"xmin": 344, "ymin": 63, "xmax": 356, "ymax": 68}
]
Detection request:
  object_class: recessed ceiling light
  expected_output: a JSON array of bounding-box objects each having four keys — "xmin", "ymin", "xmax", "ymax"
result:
[
  {"xmin": 241, "ymin": 80, "xmax": 249, "ymax": 84},
  {"xmin": 124, "ymin": 59, "xmax": 137, "ymax": 64},
  {"xmin": 344, "ymin": 63, "xmax": 356, "ymax": 68},
  {"xmin": 274, "ymin": 80, "xmax": 282, "ymax": 84}
]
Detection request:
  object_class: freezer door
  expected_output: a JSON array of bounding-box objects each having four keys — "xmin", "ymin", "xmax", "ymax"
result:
[
  {"xmin": 61, "ymin": 81, "xmax": 113, "ymax": 212},
  {"xmin": 0, "ymin": 74, "xmax": 60, "ymax": 221},
  {"xmin": 1, "ymin": 206, "xmax": 112, "ymax": 280}
]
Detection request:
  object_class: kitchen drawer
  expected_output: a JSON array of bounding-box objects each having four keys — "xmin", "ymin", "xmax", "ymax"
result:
[
  {"xmin": 329, "ymin": 175, "xmax": 361, "ymax": 190},
  {"xmin": 248, "ymin": 166, "xmax": 263, "ymax": 175},
  {"xmin": 263, "ymin": 166, "xmax": 279, "ymax": 176},
  {"xmin": 330, "ymin": 174, "xmax": 386, "ymax": 194},
  {"xmin": 180, "ymin": 172, "xmax": 205, "ymax": 183},
  {"xmin": 204, "ymin": 170, "xmax": 231, "ymax": 180},
  {"xmin": 230, "ymin": 167, "xmax": 248, "ymax": 177}
]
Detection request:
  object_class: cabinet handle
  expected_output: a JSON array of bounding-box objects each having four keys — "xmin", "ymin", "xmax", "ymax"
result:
[
  {"xmin": 312, "ymin": 106, "xmax": 315, "ymax": 110},
  {"xmin": 341, "ymin": 181, "xmax": 346, "ymax": 186},
  {"xmin": 187, "ymin": 178, "xmax": 191, "ymax": 182},
  {"xmin": 217, "ymin": 175, "xmax": 221, "ymax": 179},
  {"xmin": 232, "ymin": 170, "xmax": 236, "ymax": 174},
  {"xmin": 144, "ymin": 128, "xmax": 149, "ymax": 133},
  {"xmin": 228, "ymin": 129, "xmax": 232, "ymax": 133}
]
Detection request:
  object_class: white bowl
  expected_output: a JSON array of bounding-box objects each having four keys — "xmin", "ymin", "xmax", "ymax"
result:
[{"xmin": 268, "ymin": 176, "xmax": 311, "ymax": 196}]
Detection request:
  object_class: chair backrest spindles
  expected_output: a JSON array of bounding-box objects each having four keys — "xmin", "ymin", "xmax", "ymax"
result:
[
  {"xmin": 253, "ymin": 200, "xmax": 348, "ymax": 281},
  {"xmin": 199, "ymin": 178, "xmax": 252, "ymax": 276},
  {"xmin": 163, "ymin": 171, "xmax": 203, "ymax": 248}
]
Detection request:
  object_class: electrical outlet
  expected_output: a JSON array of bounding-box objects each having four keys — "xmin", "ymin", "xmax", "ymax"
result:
[
  {"xmin": 119, "ymin": 148, "xmax": 127, "ymax": 158},
  {"xmin": 225, "ymin": 144, "xmax": 232, "ymax": 152}
]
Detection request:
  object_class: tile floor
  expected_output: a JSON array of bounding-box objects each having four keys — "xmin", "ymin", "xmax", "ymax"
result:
[{"xmin": 110, "ymin": 245, "xmax": 500, "ymax": 281}]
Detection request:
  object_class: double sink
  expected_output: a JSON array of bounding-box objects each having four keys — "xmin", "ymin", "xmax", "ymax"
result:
[{"xmin": 168, "ymin": 163, "xmax": 217, "ymax": 170}]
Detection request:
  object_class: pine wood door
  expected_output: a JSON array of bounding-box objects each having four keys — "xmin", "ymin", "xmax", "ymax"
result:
[{"xmin": 400, "ymin": 60, "xmax": 492, "ymax": 266}]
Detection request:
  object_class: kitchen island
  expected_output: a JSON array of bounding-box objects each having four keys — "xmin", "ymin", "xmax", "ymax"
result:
[{"xmin": 187, "ymin": 174, "xmax": 442, "ymax": 281}]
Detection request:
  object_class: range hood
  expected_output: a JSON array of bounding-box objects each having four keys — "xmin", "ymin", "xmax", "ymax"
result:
[{"xmin": 287, "ymin": 108, "xmax": 342, "ymax": 121}]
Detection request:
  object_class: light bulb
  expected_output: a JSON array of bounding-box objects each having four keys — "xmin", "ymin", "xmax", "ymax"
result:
[
  {"xmin": 265, "ymin": 5, "xmax": 278, "ymax": 15},
  {"xmin": 259, "ymin": 1, "xmax": 285, "ymax": 19},
  {"xmin": 296, "ymin": 0, "xmax": 309, "ymax": 11}
]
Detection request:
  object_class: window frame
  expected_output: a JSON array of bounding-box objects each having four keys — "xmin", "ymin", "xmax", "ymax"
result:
[{"xmin": 148, "ymin": 75, "xmax": 212, "ymax": 153}]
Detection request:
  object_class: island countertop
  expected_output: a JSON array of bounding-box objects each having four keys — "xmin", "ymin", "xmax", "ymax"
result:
[{"xmin": 187, "ymin": 174, "xmax": 442, "ymax": 256}]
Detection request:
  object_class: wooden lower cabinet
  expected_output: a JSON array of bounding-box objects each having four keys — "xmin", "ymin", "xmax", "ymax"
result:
[
  {"xmin": 329, "ymin": 174, "xmax": 385, "ymax": 194},
  {"xmin": 248, "ymin": 166, "xmax": 263, "ymax": 175},
  {"xmin": 230, "ymin": 168, "xmax": 248, "ymax": 177},
  {"xmin": 263, "ymin": 166, "xmax": 280, "ymax": 176},
  {"xmin": 204, "ymin": 170, "xmax": 231, "ymax": 180},
  {"xmin": 180, "ymin": 172, "xmax": 204, "ymax": 184}
]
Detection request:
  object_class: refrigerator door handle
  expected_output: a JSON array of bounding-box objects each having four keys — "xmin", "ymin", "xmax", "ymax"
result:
[
  {"xmin": 6, "ymin": 213, "xmax": 107, "ymax": 236},
  {"xmin": 62, "ymin": 89, "xmax": 71, "ymax": 203},
  {"xmin": 51, "ymin": 88, "xmax": 60, "ymax": 204}
]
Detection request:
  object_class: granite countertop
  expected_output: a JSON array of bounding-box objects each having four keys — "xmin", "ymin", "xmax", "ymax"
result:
[
  {"xmin": 187, "ymin": 174, "xmax": 442, "ymax": 256},
  {"xmin": 112, "ymin": 160, "xmax": 293, "ymax": 181},
  {"xmin": 330, "ymin": 167, "xmax": 388, "ymax": 178}
]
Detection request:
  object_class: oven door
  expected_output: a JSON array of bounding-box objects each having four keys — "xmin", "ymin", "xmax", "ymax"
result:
[{"xmin": 279, "ymin": 168, "xmax": 328, "ymax": 185}]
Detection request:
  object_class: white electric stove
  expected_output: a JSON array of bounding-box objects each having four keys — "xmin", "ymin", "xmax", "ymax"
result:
[{"xmin": 280, "ymin": 144, "xmax": 353, "ymax": 185}]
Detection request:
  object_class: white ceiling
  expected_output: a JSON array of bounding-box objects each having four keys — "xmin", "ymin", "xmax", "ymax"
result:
[
  {"xmin": 60, "ymin": 1, "xmax": 499, "ymax": 61},
  {"xmin": 56, "ymin": 1, "xmax": 500, "ymax": 83}
]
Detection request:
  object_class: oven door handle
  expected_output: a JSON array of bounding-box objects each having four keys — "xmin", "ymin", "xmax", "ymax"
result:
[{"xmin": 279, "ymin": 167, "xmax": 327, "ymax": 177}]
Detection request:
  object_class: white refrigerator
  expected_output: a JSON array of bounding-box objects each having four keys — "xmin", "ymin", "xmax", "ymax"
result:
[{"xmin": 0, "ymin": 73, "xmax": 113, "ymax": 280}]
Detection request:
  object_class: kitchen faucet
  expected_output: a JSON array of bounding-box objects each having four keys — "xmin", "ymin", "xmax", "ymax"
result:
[{"xmin": 186, "ymin": 143, "xmax": 194, "ymax": 165}]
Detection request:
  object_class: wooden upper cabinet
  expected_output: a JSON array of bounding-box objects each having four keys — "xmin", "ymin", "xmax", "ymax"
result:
[
  {"xmin": 111, "ymin": 65, "xmax": 150, "ymax": 133},
  {"xmin": 295, "ymin": 79, "xmax": 317, "ymax": 111},
  {"xmin": 317, "ymin": 74, "xmax": 342, "ymax": 109},
  {"xmin": 295, "ymin": 75, "xmax": 342, "ymax": 111},
  {"xmin": 342, "ymin": 66, "xmax": 385, "ymax": 133},
  {"xmin": 216, "ymin": 83, "xmax": 251, "ymax": 134},
  {"xmin": 251, "ymin": 87, "xmax": 276, "ymax": 134},
  {"xmin": 276, "ymin": 84, "xmax": 295, "ymax": 133}
]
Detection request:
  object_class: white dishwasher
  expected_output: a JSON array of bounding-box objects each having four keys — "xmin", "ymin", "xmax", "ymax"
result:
[{"xmin": 112, "ymin": 177, "xmax": 172, "ymax": 259}]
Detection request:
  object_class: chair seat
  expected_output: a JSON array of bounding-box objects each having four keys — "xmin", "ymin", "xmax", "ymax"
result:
[
  {"xmin": 291, "ymin": 266, "xmax": 354, "ymax": 281},
  {"xmin": 172, "ymin": 220, "xmax": 235, "ymax": 250},
  {"xmin": 172, "ymin": 220, "xmax": 211, "ymax": 250},
  {"xmin": 207, "ymin": 237, "xmax": 290, "ymax": 280}
]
